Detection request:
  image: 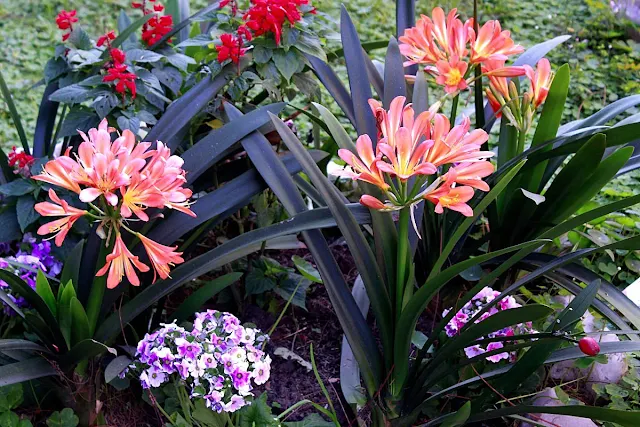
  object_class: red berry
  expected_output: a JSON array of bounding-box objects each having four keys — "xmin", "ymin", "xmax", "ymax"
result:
[{"xmin": 578, "ymin": 337, "xmax": 600, "ymax": 356}]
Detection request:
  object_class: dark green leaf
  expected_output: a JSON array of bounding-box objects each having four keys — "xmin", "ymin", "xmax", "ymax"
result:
[
  {"xmin": 0, "ymin": 180, "xmax": 35, "ymax": 197},
  {"xmin": 70, "ymin": 298, "xmax": 91, "ymax": 346},
  {"xmin": 0, "ymin": 383, "xmax": 23, "ymax": 412},
  {"xmin": 35, "ymin": 271, "xmax": 57, "ymax": 318},
  {"xmin": 46, "ymin": 408, "xmax": 79, "ymax": 427},
  {"xmin": 92, "ymin": 92, "xmax": 119, "ymax": 118},
  {"xmin": 68, "ymin": 28, "xmax": 91, "ymax": 50},
  {"xmin": 0, "ymin": 208, "xmax": 21, "ymax": 243},
  {"xmin": 172, "ymin": 273, "xmax": 242, "ymax": 322},
  {"xmin": 273, "ymin": 49, "xmax": 301, "ymax": 82},
  {"xmin": 0, "ymin": 69, "xmax": 29, "ymax": 153},
  {"xmin": 127, "ymin": 49, "xmax": 164, "ymax": 63},
  {"xmin": 60, "ymin": 241, "xmax": 84, "ymax": 289},
  {"xmin": 16, "ymin": 196, "xmax": 38, "ymax": 232},
  {"xmin": 105, "ymin": 355, "xmax": 132, "ymax": 384},
  {"xmin": 440, "ymin": 402, "xmax": 471, "ymax": 427},
  {"xmin": 292, "ymin": 256, "xmax": 322, "ymax": 283},
  {"xmin": 0, "ymin": 358, "xmax": 57, "ymax": 388},
  {"xmin": 59, "ymin": 110, "xmax": 100, "ymax": 137},
  {"xmin": 468, "ymin": 405, "xmax": 640, "ymax": 426}
]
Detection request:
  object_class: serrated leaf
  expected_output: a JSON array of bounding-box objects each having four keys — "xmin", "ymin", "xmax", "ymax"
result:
[
  {"xmin": 68, "ymin": 28, "xmax": 91, "ymax": 50},
  {"xmin": 292, "ymin": 255, "xmax": 322, "ymax": 283},
  {"xmin": 273, "ymin": 49, "xmax": 301, "ymax": 81},
  {"xmin": 59, "ymin": 110, "xmax": 100, "ymax": 137},
  {"xmin": 127, "ymin": 49, "xmax": 164, "ymax": 63},
  {"xmin": 0, "ymin": 180, "xmax": 35, "ymax": 197},
  {"xmin": 253, "ymin": 45, "xmax": 272, "ymax": 64},
  {"xmin": 46, "ymin": 408, "xmax": 79, "ymax": 427},
  {"xmin": 92, "ymin": 92, "xmax": 119, "ymax": 118},
  {"xmin": 0, "ymin": 208, "xmax": 21, "ymax": 244},
  {"xmin": 0, "ymin": 383, "xmax": 23, "ymax": 412},
  {"xmin": 245, "ymin": 269, "xmax": 277, "ymax": 296}
]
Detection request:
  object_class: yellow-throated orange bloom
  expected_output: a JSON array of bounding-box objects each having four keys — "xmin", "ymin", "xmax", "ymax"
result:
[
  {"xmin": 423, "ymin": 115, "xmax": 493, "ymax": 166},
  {"xmin": 338, "ymin": 134, "xmax": 389, "ymax": 190},
  {"xmin": 524, "ymin": 58, "xmax": 552, "ymax": 108},
  {"xmin": 424, "ymin": 176, "xmax": 475, "ymax": 217},
  {"xmin": 469, "ymin": 20, "xmax": 524, "ymax": 64},
  {"xmin": 448, "ymin": 162, "xmax": 495, "ymax": 192},
  {"xmin": 97, "ymin": 234, "xmax": 150, "ymax": 289},
  {"xmin": 376, "ymin": 127, "xmax": 437, "ymax": 180},
  {"xmin": 137, "ymin": 233, "xmax": 184, "ymax": 282},
  {"xmin": 436, "ymin": 56, "xmax": 469, "ymax": 94},
  {"xmin": 35, "ymin": 189, "xmax": 88, "ymax": 247},
  {"xmin": 32, "ymin": 118, "xmax": 195, "ymax": 289}
]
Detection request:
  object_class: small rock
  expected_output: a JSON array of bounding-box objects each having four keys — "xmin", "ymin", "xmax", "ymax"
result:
[{"xmin": 521, "ymin": 388, "xmax": 598, "ymax": 427}]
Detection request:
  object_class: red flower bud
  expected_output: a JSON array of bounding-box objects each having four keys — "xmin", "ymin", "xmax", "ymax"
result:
[
  {"xmin": 578, "ymin": 337, "xmax": 600, "ymax": 356},
  {"xmin": 131, "ymin": 2, "xmax": 143, "ymax": 8},
  {"xmin": 110, "ymin": 48, "xmax": 126, "ymax": 64},
  {"xmin": 153, "ymin": 3, "xmax": 164, "ymax": 11}
]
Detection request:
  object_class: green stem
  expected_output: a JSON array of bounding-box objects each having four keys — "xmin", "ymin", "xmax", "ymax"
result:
[
  {"xmin": 395, "ymin": 207, "xmax": 410, "ymax": 318},
  {"xmin": 516, "ymin": 128, "xmax": 527, "ymax": 156},
  {"xmin": 266, "ymin": 278, "xmax": 303, "ymax": 339},
  {"xmin": 85, "ymin": 241, "xmax": 111, "ymax": 336},
  {"xmin": 449, "ymin": 94, "xmax": 460, "ymax": 125}
]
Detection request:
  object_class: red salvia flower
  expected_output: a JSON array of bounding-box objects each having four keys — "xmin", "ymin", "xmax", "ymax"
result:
[
  {"xmin": 110, "ymin": 48, "xmax": 126, "ymax": 64},
  {"xmin": 56, "ymin": 10, "xmax": 78, "ymax": 41},
  {"xmin": 131, "ymin": 2, "xmax": 143, "ymax": 8},
  {"xmin": 153, "ymin": 3, "xmax": 164, "ymax": 11},
  {"xmin": 141, "ymin": 14, "xmax": 173, "ymax": 45},
  {"xmin": 237, "ymin": 25, "xmax": 253, "ymax": 42},
  {"xmin": 97, "ymin": 30, "xmax": 116, "ymax": 47},
  {"xmin": 7, "ymin": 146, "xmax": 35, "ymax": 178},
  {"xmin": 243, "ymin": 0, "xmax": 312, "ymax": 45},
  {"xmin": 103, "ymin": 63, "xmax": 137, "ymax": 100},
  {"xmin": 216, "ymin": 33, "xmax": 247, "ymax": 64}
]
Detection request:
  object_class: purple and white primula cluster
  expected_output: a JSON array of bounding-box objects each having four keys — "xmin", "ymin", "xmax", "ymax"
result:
[
  {"xmin": 128, "ymin": 310, "xmax": 271, "ymax": 413},
  {"xmin": 0, "ymin": 234, "xmax": 63, "ymax": 315},
  {"xmin": 443, "ymin": 287, "xmax": 536, "ymax": 363}
]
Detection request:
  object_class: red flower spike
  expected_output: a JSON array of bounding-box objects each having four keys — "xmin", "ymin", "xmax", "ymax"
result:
[
  {"xmin": 243, "ymin": 0, "xmax": 313, "ymax": 45},
  {"xmin": 110, "ymin": 48, "xmax": 126, "ymax": 64},
  {"xmin": 578, "ymin": 337, "xmax": 600, "ymax": 356},
  {"xmin": 103, "ymin": 63, "xmax": 137, "ymax": 100},
  {"xmin": 153, "ymin": 3, "xmax": 164, "ymax": 11},
  {"xmin": 97, "ymin": 30, "xmax": 116, "ymax": 47},
  {"xmin": 237, "ymin": 25, "xmax": 253, "ymax": 42},
  {"xmin": 131, "ymin": 2, "xmax": 143, "ymax": 8},
  {"xmin": 216, "ymin": 33, "xmax": 247, "ymax": 64},
  {"xmin": 56, "ymin": 9, "xmax": 78, "ymax": 41}
]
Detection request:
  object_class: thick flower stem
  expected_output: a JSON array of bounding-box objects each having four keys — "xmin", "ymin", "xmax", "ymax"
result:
[
  {"xmin": 395, "ymin": 207, "xmax": 410, "ymax": 318},
  {"xmin": 449, "ymin": 94, "xmax": 460, "ymax": 125},
  {"xmin": 86, "ymin": 241, "xmax": 110, "ymax": 336}
]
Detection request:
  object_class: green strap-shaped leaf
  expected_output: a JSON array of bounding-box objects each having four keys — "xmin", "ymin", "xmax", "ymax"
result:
[
  {"xmin": 429, "ymin": 160, "xmax": 527, "ymax": 279},
  {"xmin": 70, "ymin": 297, "xmax": 91, "ymax": 346},
  {"xmin": 95, "ymin": 205, "xmax": 372, "ymax": 342},
  {"xmin": 172, "ymin": 273, "xmax": 243, "ymax": 322},
  {"xmin": 35, "ymin": 271, "xmax": 57, "ymax": 318},
  {"xmin": 0, "ymin": 339, "xmax": 48, "ymax": 353},
  {"xmin": 59, "ymin": 241, "xmax": 84, "ymax": 289},
  {"xmin": 394, "ymin": 240, "xmax": 547, "ymax": 392},
  {"xmin": 523, "ymin": 64, "xmax": 571, "ymax": 193},
  {"xmin": 270, "ymin": 112, "xmax": 389, "ymax": 391},
  {"xmin": 0, "ymin": 68, "xmax": 29, "ymax": 153},
  {"xmin": 0, "ymin": 270, "xmax": 64, "ymax": 346},
  {"xmin": 58, "ymin": 281, "xmax": 77, "ymax": 350},
  {"xmin": 0, "ymin": 358, "xmax": 57, "ymax": 388},
  {"xmin": 534, "ymin": 133, "xmax": 606, "ymax": 225},
  {"xmin": 467, "ymin": 405, "xmax": 640, "ymax": 427}
]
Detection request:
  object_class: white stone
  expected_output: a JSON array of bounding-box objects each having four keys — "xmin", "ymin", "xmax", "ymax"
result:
[{"xmin": 521, "ymin": 388, "xmax": 598, "ymax": 427}]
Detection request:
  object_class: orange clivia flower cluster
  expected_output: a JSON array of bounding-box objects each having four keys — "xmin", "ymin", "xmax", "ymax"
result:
[
  {"xmin": 33, "ymin": 120, "xmax": 195, "ymax": 289},
  {"xmin": 483, "ymin": 58, "xmax": 553, "ymax": 132},
  {"xmin": 339, "ymin": 96, "xmax": 494, "ymax": 216},
  {"xmin": 399, "ymin": 7, "xmax": 524, "ymax": 94}
]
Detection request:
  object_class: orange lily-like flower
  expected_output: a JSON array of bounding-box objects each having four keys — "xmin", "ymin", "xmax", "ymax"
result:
[
  {"xmin": 469, "ymin": 20, "xmax": 524, "ymax": 64},
  {"xmin": 137, "ymin": 233, "xmax": 185, "ymax": 282},
  {"xmin": 31, "ymin": 118, "xmax": 197, "ymax": 289},
  {"xmin": 447, "ymin": 162, "xmax": 495, "ymax": 191},
  {"xmin": 338, "ymin": 134, "xmax": 389, "ymax": 190},
  {"xmin": 524, "ymin": 58, "xmax": 552, "ymax": 108},
  {"xmin": 424, "ymin": 175, "xmax": 475, "ymax": 217},
  {"xmin": 97, "ymin": 234, "xmax": 150, "ymax": 289},
  {"xmin": 435, "ymin": 56, "xmax": 468, "ymax": 94},
  {"xmin": 423, "ymin": 115, "xmax": 493, "ymax": 167},
  {"xmin": 35, "ymin": 189, "xmax": 88, "ymax": 247},
  {"xmin": 376, "ymin": 127, "xmax": 436, "ymax": 180},
  {"xmin": 33, "ymin": 157, "xmax": 81, "ymax": 194}
]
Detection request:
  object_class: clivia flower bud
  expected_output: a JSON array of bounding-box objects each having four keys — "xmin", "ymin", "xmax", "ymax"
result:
[{"xmin": 578, "ymin": 337, "xmax": 600, "ymax": 356}]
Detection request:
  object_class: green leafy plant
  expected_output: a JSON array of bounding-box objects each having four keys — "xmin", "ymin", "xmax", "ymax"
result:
[{"xmin": 263, "ymin": 3, "xmax": 640, "ymax": 425}]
